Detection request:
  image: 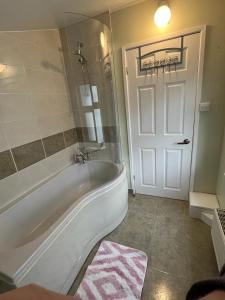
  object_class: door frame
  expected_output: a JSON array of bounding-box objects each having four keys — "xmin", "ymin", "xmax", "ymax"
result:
[{"xmin": 122, "ymin": 25, "xmax": 206, "ymax": 196}]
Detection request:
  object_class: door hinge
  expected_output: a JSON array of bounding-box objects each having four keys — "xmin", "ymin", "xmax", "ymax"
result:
[{"xmin": 126, "ymin": 67, "xmax": 128, "ymax": 75}]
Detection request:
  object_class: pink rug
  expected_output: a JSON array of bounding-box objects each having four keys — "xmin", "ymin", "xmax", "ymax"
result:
[{"xmin": 74, "ymin": 240, "xmax": 148, "ymax": 300}]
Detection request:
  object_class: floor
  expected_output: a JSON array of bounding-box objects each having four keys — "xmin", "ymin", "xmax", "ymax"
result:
[{"xmin": 68, "ymin": 194, "xmax": 218, "ymax": 299}]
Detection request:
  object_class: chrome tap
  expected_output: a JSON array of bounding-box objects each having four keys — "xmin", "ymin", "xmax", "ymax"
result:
[
  {"xmin": 75, "ymin": 151, "xmax": 87, "ymax": 164},
  {"xmin": 75, "ymin": 143, "xmax": 105, "ymax": 164}
]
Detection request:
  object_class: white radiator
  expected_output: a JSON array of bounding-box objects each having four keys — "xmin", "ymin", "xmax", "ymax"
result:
[{"xmin": 211, "ymin": 209, "xmax": 225, "ymax": 271}]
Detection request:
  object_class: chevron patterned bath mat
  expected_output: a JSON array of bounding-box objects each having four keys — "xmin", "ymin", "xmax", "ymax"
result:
[{"xmin": 74, "ymin": 240, "xmax": 148, "ymax": 300}]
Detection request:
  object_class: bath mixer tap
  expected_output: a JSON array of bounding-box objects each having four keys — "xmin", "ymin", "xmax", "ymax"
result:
[
  {"xmin": 75, "ymin": 143, "xmax": 105, "ymax": 164},
  {"xmin": 75, "ymin": 151, "xmax": 87, "ymax": 164}
]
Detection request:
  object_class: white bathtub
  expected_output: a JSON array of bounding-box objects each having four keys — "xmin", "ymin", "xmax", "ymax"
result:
[{"xmin": 0, "ymin": 160, "xmax": 128, "ymax": 293}]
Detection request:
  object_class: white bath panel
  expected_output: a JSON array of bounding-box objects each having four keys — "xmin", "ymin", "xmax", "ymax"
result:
[
  {"xmin": 189, "ymin": 192, "xmax": 219, "ymax": 225},
  {"xmin": 0, "ymin": 161, "xmax": 128, "ymax": 294},
  {"xmin": 212, "ymin": 209, "xmax": 225, "ymax": 271}
]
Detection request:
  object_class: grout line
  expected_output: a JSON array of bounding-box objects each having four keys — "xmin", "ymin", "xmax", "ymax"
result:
[
  {"xmin": 41, "ymin": 138, "xmax": 47, "ymax": 159},
  {"xmin": 62, "ymin": 131, "xmax": 67, "ymax": 148},
  {"xmin": 9, "ymin": 148, "xmax": 18, "ymax": 172},
  {"xmin": 0, "ymin": 126, "xmax": 116, "ymax": 181}
]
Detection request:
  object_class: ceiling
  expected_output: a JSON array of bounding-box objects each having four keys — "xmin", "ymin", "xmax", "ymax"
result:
[{"xmin": 0, "ymin": 0, "xmax": 145, "ymax": 31}]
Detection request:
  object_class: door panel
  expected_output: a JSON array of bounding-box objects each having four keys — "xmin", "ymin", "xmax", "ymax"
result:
[
  {"xmin": 165, "ymin": 82, "xmax": 185, "ymax": 135},
  {"xmin": 126, "ymin": 33, "xmax": 200, "ymax": 200},
  {"xmin": 141, "ymin": 148, "xmax": 156, "ymax": 186},
  {"xmin": 164, "ymin": 149, "xmax": 182, "ymax": 190},
  {"xmin": 138, "ymin": 86, "xmax": 156, "ymax": 134}
]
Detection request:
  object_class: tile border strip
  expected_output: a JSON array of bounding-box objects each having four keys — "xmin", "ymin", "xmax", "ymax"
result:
[{"xmin": 0, "ymin": 126, "xmax": 117, "ymax": 181}]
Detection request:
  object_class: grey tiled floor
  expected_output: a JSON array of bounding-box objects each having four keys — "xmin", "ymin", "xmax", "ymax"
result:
[{"xmin": 68, "ymin": 194, "xmax": 218, "ymax": 299}]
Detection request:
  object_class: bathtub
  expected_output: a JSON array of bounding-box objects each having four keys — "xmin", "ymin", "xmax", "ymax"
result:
[{"xmin": 0, "ymin": 160, "xmax": 128, "ymax": 293}]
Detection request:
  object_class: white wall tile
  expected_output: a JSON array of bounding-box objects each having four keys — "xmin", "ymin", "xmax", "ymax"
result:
[
  {"xmin": 0, "ymin": 125, "xmax": 9, "ymax": 152},
  {"xmin": 18, "ymin": 40, "xmax": 64, "ymax": 72},
  {"xmin": 0, "ymin": 65, "xmax": 31, "ymax": 94},
  {"xmin": 26, "ymin": 68, "xmax": 54, "ymax": 94},
  {"xmin": 61, "ymin": 112, "xmax": 75, "ymax": 131},
  {"xmin": 38, "ymin": 115, "xmax": 63, "ymax": 138},
  {"xmin": 50, "ymin": 71, "xmax": 67, "ymax": 94},
  {"xmin": 29, "ymin": 30, "xmax": 62, "ymax": 50},
  {"xmin": 3, "ymin": 118, "xmax": 41, "ymax": 148},
  {"xmin": 8, "ymin": 30, "xmax": 61, "ymax": 50},
  {"xmin": 0, "ymin": 94, "xmax": 33, "ymax": 123},
  {"xmin": 72, "ymin": 109, "xmax": 83, "ymax": 127},
  {"xmin": 0, "ymin": 33, "xmax": 23, "ymax": 66},
  {"xmin": 30, "ymin": 94, "xmax": 53, "ymax": 118},
  {"xmin": 49, "ymin": 93, "xmax": 71, "ymax": 115}
]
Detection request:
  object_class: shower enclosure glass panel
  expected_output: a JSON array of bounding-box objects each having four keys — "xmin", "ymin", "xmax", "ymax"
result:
[{"xmin": 60, "ymin": 13, "xmax": 121, "ymax": 164}]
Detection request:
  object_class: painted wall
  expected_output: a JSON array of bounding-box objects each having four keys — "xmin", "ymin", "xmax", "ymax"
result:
[
  {"xmin": 0, "ymin": 29, "xmax": 77, "ymax": 210},
  {"xmin": 217, "ymin": 129, "xmax": 225, "ymax": 208},
  {"xmin": 111, "ymin": 0, "xmax": 225, "ymax": 193}
]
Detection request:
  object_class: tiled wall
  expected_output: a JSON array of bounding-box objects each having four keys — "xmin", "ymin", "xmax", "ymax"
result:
[
  {"xmin": 0, "ymin": 128, "xmax": 77, "ymax": 178},
  {"xmin": 0, "ymin": 29, "xmax": 77, "ymax": 210}
]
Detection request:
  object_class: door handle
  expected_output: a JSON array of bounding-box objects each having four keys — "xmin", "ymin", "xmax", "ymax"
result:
[{"xmin": 177, "ymin": 139, "xmax": 190, "ymax": 145}]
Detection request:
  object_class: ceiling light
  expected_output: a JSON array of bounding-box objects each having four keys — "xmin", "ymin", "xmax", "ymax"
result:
[{"xmin": 154, "ymin": 4, "xmax": 171, "ymax": 28}]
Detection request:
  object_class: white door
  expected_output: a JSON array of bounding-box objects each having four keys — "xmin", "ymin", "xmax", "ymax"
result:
[{"xmin": 125, "ymin": 33, "xmax": 200, "ymax": 200}]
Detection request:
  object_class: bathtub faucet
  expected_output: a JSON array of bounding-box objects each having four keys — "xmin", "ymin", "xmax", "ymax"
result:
[
  {"xmin": 75, "ymin": 144, "xmax": 105, "ymax": 164},
  {"xmin": 75, "ymin": 151, "xmax": 87, "ymax": 164}
]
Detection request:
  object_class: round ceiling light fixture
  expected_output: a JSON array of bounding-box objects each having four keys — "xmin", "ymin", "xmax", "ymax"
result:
[{"xmin": 154, "ymin": 3, "xmax": 171, "ymax": 28}]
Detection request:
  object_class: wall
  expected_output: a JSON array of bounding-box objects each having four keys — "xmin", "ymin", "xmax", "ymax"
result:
[
  {"xmin": 111, "ymin": 0, "xmax": 225, "ymax": 193},
  {"xmin": 0, "ymin": 29, "xmax": 77, "ymax": 210},
  {"xmin": 217, "ymin": 129, "xmax": 225, "ymax": 208}
]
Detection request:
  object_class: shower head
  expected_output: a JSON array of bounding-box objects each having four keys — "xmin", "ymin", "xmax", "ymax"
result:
[
  {"xmin": 74, "ymin": 41, "xmax": 87, "ymax": 65},
  {"xmin": 76, "ymin": 41, "xmax": 83, "ymax": 54}
]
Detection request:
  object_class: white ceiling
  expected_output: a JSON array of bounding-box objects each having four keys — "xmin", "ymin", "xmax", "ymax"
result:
[{"xmin": 0, "ymin": 0, "xmax": 144, "ymax": 31}]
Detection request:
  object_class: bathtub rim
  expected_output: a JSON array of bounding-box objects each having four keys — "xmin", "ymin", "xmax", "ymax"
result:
[
  {"xmin": 0, "ymin": 159, "xmax": 124, "ymax": 251},
  {"xmin": 0, "ymin": 159, "xmax": 119, "ymax": 216},
  {"xmin": 0, "ymin": 162, "xmax": 73, "ymax": 215},
  {"xmin": 0, "ymin": 161, "xmax": 127, "ymax": 282},
  {"xmin": 0, "ymin": 160, "xmax": 121, "ymax": 215}
]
